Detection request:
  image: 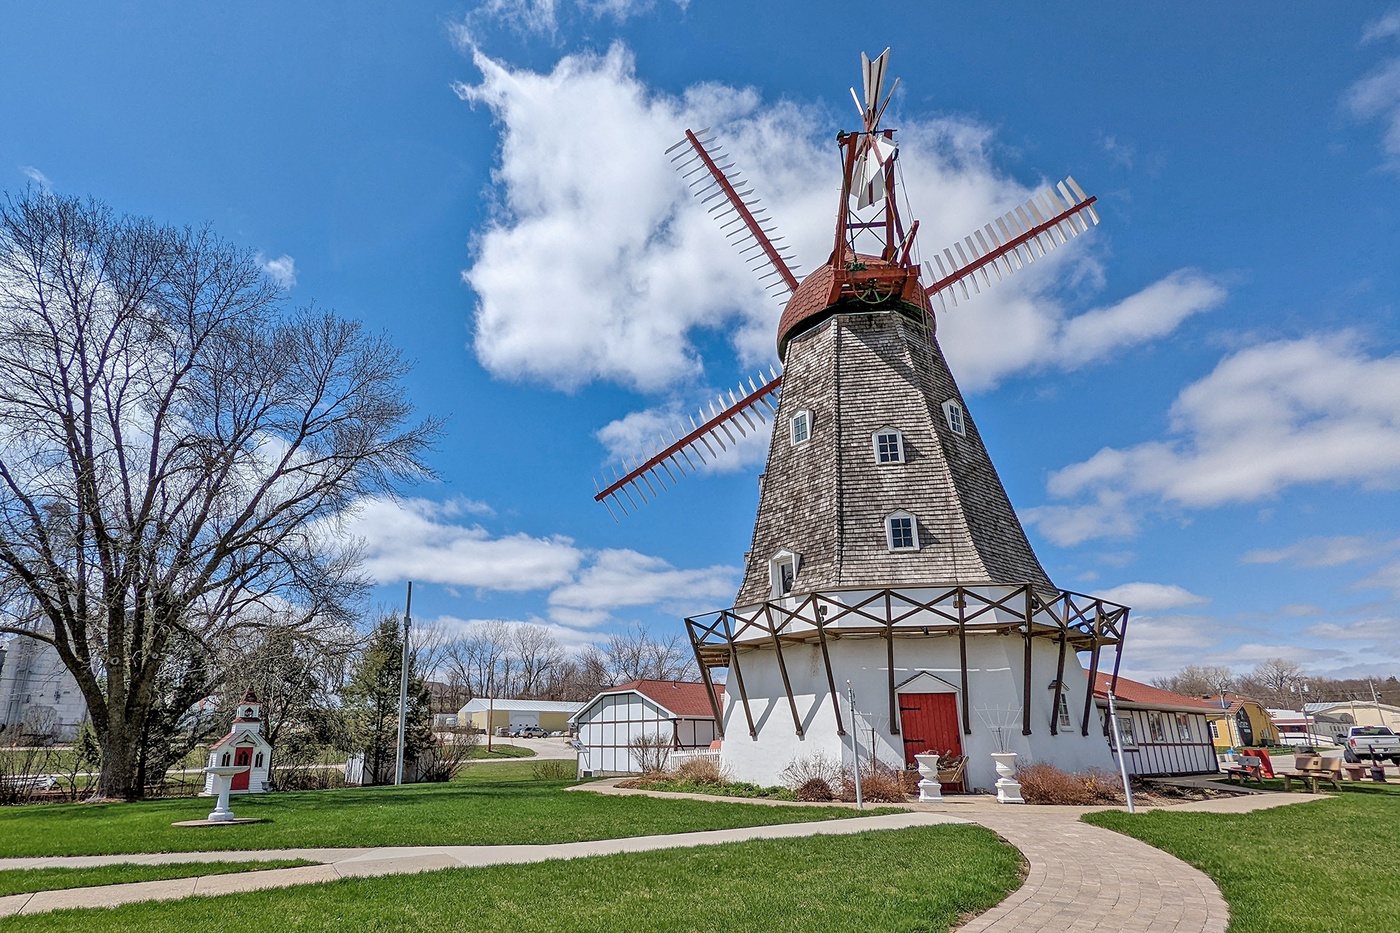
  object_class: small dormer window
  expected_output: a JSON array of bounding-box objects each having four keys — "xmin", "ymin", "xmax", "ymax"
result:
[
  {"xmin": 885, "ymin": 511, "xmax": 919, "ymax": 551},
  {"xmin": 789, "ymin": 410, "xmax": 812, "ymax": 445},
  {"xmin": 942, "ymin": 399, "xmax": 966, "ymax": 436},
  {"xmin": 872, "ymin": 427, "xmax": 904, "ymax": 464},
  {"xmin": 769, "ymin": 549, "xmax": 799, "ymax": 598}
]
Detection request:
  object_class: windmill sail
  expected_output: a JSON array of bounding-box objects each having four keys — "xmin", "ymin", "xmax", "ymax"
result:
[
  {"xmin": 923, "ymin": 177, "xmax": 1099, "ymax": 310},
  {"xmin": 667, "ymin": 129, "xmax": 801, "ymax": 296},
  {"xmin": 594, "ymin": 371, "xmax": 783, "ymax": 519}
]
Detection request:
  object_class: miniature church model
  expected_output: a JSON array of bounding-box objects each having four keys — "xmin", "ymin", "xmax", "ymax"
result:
[
  {"xmin": 594, "ymin": 50, "xmax": 1132, "ymax": 793},
  {"xmin": 203, "ymin": 687, "xmax": 273, "ymax": 796}
]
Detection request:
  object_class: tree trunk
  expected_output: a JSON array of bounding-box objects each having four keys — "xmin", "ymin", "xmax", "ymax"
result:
[{"xmin": 97, "ymin": 720, "xmax": 144, "ymax": 800}]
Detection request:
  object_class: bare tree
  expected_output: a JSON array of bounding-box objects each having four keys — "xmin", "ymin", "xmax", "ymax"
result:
[
  {"xmin": 513, "ymin": 624, "xmax": 563, "ymax": 697},
  {"xmin": 0, "ymin": 192, "xmax": 436, "ymax": 798},
  {"xmin": 604, "ymin": 624, "xmax": 696, "ymax": 683},
  {"xmin": 1239, "ymin": 658, "xmax": 1307, "ymax": 708},
  {"xmin": 1152, "ymin": 665, "xmax": 1235, "ymax": 701}
]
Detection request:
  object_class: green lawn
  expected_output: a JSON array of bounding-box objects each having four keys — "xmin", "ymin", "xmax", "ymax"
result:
[
  {"xmin": 0, "ymin": 860, "xmax": 314, "ymax": 897},
  {"xmin": 0, "ymin": 826, "xmax": 1021, "ymax": 932},
  {"xmin": 0, "ymin": 762, "xmax": 882, "ymax": 857},
  {"xmin": 1085, "ymin": 787, "xmax": 1400, "ymax": 931}
]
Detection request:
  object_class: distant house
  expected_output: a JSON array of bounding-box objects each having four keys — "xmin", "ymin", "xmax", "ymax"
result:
[
  {"xmin": 1267, "ymin": 708, "xmax": 1350, "ymax": 747},
  {"xmin": 1305, "ymin": 700, "xmax": 1400, "ymax": 732},
  {"xmin": 1090, "ymin": 673, "xmax": 1223, "ymax": 776},
  {"xmin": 1202, "ymin": 695, "xmax": 1280, "ymax": 750},
  {"xmin": 0, "ymin": 632, "xmax": 88, "ymax": 743},
  {"xmin": 456, "ymin": 698, "xmax": 584, "ymax": 735},
  {"xmin": 570, "ymin": 680, "xmax": 724, "ymax": 777}
]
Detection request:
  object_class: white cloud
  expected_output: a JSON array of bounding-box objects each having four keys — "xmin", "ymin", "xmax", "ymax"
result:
[
  {"xmin": 1241, "ymin": 535, "xmax": 1385, "ymax": 568},
  {"xmin": 595, "ymin": 393, "xmax": 772, "ymax": 476},
  {"xmin": 547, "ymin": 548, "xmax": 737, "ymax": 624},
  {"xmin": 348, "ymin": 496, "xmax": 583, "ymax": 590},
  {"xmin": 1362, "ymin": 8, "xmax": 1400, "ymax": 43},
  {"xmin": 20, "ymin": 166, "xmax": 51, "ymax": 191},
  {"xmin": 461, "ymin": 0, "xmax": 678, "ymax": 36},
  {"xmin": 344, "ymin": 496, "xmax": 736, "ymax": 623},
  {"xmin": 1028, "ymin": 334, "xmax": 1400, "ymax": 545},
  {"xmin": 454, "ymin": 43, "xmax": 1214, "ymax": 395},
  {"xmin": 1095, "ymin": 582, "xmax": 1208, "ymax": 612},
  {"xmin": 258, "ymin": 253, "xmax": 297, "ymax": 288},
  {"xmin": 1356, "ymin": 558, "xmax": 1400, "ymax": 597},
  {"xmin": 1347, "ymin": 11, "xmax": 1400, "ymax": 167}
]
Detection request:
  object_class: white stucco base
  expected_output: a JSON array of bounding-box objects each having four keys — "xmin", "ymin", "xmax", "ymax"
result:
[{"xmin": 718, "ymin": 634, "xmax": 1115, "ymax": 791}]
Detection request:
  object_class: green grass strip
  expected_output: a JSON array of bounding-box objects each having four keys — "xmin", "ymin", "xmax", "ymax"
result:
[
  {"xmin": 0, "ymin": 860, "xmax": 315, "ymax": 897},
  {"xmin": 465, "ymin": 744, "xmax": 535, "ymax": 759},
  {"xmin": 0, "ymin": 826, "xmax": 1021, "ymax": 932},
  {"xmin": 0, "ymin": 767, "xmax": 884, "ymax": 857},
  {"xmin": 1084, "ymin": 792, "xmax": 1400, "ymax": 931}
]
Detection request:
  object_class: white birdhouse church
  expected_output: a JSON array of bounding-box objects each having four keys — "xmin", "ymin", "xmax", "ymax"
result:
[{"xmin": 203, "ymin": 687, "xmax": 273, "ymax": 796}]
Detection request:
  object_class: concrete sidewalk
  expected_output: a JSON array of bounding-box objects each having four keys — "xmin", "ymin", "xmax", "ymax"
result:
[{"xmin": 0, "ymin": 810, "xmax": 962, "ymax": 918}]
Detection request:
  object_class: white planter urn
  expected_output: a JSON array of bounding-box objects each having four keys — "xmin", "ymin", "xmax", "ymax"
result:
[
  {"xmin": 914, "ymin": 753, "xmax": 942, "ymax": 802},
  {"xmin": 990, "ymin": 752, "xmax": 1024, "ymax": 804}
]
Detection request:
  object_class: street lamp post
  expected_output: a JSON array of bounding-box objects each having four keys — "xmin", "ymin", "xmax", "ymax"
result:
[{"xmin": 394, "ymin": 581, "xmax": 413, "ymax": 786}]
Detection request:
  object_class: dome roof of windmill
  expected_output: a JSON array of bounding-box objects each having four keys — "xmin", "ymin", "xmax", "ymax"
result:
[{"xmin": 776, "ymin": 256, "xmax": 931, "ymax": 359}]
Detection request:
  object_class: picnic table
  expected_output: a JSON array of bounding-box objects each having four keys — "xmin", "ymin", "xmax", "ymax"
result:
[{"xmin": 1281, "ymin": 757, "xmax": 1343, "ymax": 793}]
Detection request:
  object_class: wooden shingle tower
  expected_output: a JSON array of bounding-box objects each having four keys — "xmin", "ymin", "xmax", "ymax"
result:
[{"xmin": 595, "ymin": 51, "xmax": 1132, "ymax": 789}]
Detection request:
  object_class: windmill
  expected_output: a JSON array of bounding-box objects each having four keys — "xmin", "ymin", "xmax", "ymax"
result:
[
  {"xmin": 596, "ymin": 50, "xmax": 1130, "ymax": 791},
  {"xmin": 593, "ymin": 49, "xmax": 1099, "ymax": 517}
]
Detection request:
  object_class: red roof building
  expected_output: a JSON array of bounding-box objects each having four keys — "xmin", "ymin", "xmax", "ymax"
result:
[
  {"xmin": 1087, "ymin": 672, "xmax": 1223, "ymax": 777},
  {"xmin": 571, "ymin": 680, "xmax": 726, "ymax": 776}
]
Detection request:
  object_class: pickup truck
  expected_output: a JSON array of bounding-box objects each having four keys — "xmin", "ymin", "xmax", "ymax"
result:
[{"xmin": 1339, "ymin": 725, "xmax": 1400, "ymax": 764}]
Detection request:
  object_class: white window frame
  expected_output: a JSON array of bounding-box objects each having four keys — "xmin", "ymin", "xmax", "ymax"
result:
[
  {"xmin": 789, "ymin": 409, "xmax": 813, "ymax": 446},
  {"xmin": 1117, "ymin": 714, "xmax": 1138, "ymax": 748},
  {"xmin": 1056, "ymin": 693, "xmax": 1072, "ymax": 730},
  {"xmin": 769, "ymin": 549, "xmax": 799, "ymax": 599},
  {"xmin": 871, "ymin": 426, "xmax": 905, "ymax": 464},
  {"xmin": 941, "ymin": 399, "xmax": 966, "ymax": 437},
  {"xmin": 885, "ymin": 511, "xmax": 919, "ymax": 552}
]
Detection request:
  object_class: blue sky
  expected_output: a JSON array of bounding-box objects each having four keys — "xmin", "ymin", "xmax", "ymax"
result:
[{"xmin": 4, "ymin": 2, "xmax": 1400, "ymax": 680}]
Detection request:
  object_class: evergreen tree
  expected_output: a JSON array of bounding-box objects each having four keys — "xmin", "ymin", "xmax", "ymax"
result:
[{"xmin": 342, "ymin": 617, "xmax": 433, "ymax": 785}]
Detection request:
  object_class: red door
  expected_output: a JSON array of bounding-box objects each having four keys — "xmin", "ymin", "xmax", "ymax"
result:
[
  {"xmin": 232, "ymin": 747, "xmax": 253, "ymax": 790},
  {"xmin": 899, "ymin": 693, "xmax": 963, "ymax": 788}
]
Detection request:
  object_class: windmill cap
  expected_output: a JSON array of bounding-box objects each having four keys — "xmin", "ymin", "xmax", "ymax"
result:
[{"xmin": 777, "ymin": 256, "xmax": 932, "ymax": 359}]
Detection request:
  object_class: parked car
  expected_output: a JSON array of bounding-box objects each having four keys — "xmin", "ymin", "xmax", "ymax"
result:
[
  {"xmin": 515, "ymin": 726, "xmax": 548, "ymax": 739},
  {"xmin": 1340, "ymin": 725, "xmax": 1400, "ymax": 764}
]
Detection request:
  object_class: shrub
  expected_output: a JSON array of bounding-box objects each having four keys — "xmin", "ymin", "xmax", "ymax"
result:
[
  {"xmin": 531, "ymin": 760, "xmax": 575, "ymax": 781},
  {"xmin": 779, "ymin": 752, "xmax": 843, "ymax": 791},
  {"xmin": 1016, "ymin": 763, "xmax": 1125, "ymax": 805},
  {"xmin": 795, "ymin": 777, "xmax": 834, "ymax": 801},
  {"xmin": 836, "ymin": 762, "xmax": 912, "ymax": 803},
  {"xmin": 672, "ymin": 757, "xmax": 727, "ymax": 786},
  {"xmin": 629, "ymin": 734, "xmax": 673, "ymax": 774}
]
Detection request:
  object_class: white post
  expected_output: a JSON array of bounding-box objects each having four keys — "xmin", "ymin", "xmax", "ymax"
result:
[
  {"xmin": 846, "ymin": 680, "xmax": 863, "ymax": 810},
  {"xmin": 1106, "ymin": 687, "xmax": 1135, "ymax": 813},
  {"xmin": 394, "ymin": 581, "xmax": 413, "ymax": 786}
]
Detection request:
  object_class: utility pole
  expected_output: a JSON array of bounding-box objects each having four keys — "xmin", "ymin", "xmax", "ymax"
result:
[
  {"xmin": 394, "ymin": 581, "xmax": 413, "ymax": 786},
  {"xmin": 846, "ymin": 680, "xmax": 863, "ymax": 810},
  {"xmin": 1106, "ymin": 687, "xmax": 1135, "ymax": 813}
]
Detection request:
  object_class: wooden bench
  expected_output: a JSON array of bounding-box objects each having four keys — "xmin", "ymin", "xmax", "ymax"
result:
[
  {"xmin": 1281, "ymin": 757, "xmax": 1343, "ymax": 793},
  {"xmin": 1225, "ymin": 755, "xmax": 1265, "ymax": 785}
]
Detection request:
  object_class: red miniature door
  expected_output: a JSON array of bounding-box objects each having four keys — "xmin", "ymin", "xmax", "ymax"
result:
[
  {"xmin": 232, "ymin": 747, "xmax": 253, "ymax": 790},
  {"xmin": 899, "ymin": 693, "xmax": 962, "ymax": 766}
]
